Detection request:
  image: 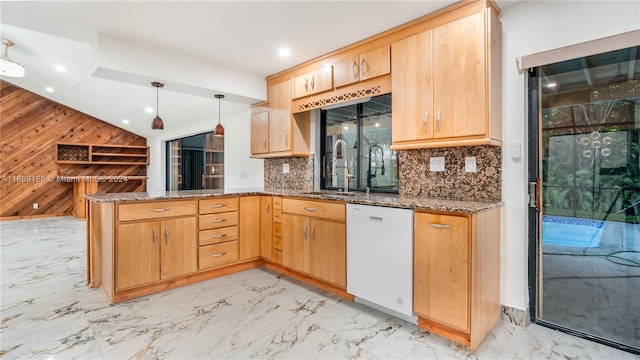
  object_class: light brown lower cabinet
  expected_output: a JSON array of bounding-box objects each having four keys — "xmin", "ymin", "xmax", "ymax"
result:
[
  {"xmin": 282, "ymin": 198, "xmax": 346, "ymax": 288},
  {"xmin": 413, "ymin": 208, "xmax": 501, "ymax": 352},
  {"xmin": 116, "ymin": 216, "xmax": 197, "ymax": 291}
]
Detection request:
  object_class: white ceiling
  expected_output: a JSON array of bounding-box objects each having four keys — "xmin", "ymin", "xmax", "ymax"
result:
[{"xmin": 0, "ymin": 1, "xmax": 510, "ymax": 138}]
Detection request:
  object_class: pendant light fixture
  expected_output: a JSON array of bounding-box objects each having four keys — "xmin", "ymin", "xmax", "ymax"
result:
[
  {"xmin": 1, "ymin": 38, "xmax": 26, "ymax": 78},
  {"xmin": 214, "ymin": 94, "xmax": 225, "ymax": 136},
  {"xmin": 151, "ymin": 81, "xmax": 164, "ymax": 130}
]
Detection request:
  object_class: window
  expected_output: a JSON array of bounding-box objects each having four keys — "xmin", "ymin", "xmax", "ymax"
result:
[{"xmin": 320, "ymin": 94, "xmax": 397, "ymax": 193}]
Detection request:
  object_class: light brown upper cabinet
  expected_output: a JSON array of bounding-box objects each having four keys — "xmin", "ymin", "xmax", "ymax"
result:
[
  {"xmin": 251, "ymin": 79, "xmax": 311, "ymax": 158},
  {"xmin": 391, "ymin": 8, "xmax": 502, "ymax": 149},
  {"xmin": 291, "ymin": 66, "xmax": 333, "ymax": 99},
  {"xmin": 250, "ymin": 105, "xmax": 269, "ymax": 155},
  {"xmin": 333, "ymin": 45, "xmax": 390, "ymax": 88}
]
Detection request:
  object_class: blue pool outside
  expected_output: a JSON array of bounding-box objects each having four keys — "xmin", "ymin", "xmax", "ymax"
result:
[{"xmin": 542, "ymin": 215, "xmax": 604, "ymax": 248}]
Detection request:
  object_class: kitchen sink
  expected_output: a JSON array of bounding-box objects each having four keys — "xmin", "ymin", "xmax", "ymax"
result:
[{"xmin": 302, "ymin": 191, "xmax": 357, "ymax": 197}]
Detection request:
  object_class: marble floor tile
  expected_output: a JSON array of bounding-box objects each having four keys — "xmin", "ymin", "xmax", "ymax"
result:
[{"xmin": 1, "ymin": 216, "xmax": 638, "ymax": 359}]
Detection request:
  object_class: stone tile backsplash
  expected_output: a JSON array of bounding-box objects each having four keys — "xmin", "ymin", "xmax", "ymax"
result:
[
  {"xmin": 397, "ymin": 145, "xmax": 502, "ymax": 202},
  {"xmin": 264, "ymin": 155, "xmax": 314, "ymax": 191},
  {"xmin": 263, "ymin": 146, "xmax": 502, "ymax": 202}
]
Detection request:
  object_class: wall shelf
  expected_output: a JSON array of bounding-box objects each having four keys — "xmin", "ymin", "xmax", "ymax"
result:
[{"xmin": 56, "ymin": 143, "xmax": 149, "ymax": 165}]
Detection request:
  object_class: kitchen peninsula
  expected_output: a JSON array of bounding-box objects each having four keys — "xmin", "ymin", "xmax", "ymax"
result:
[{"xmin": 86, "ymin": 188, "xmax": 501, "ymax": 351}]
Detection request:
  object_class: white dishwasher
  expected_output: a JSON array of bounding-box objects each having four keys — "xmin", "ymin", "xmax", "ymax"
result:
[{"xmin": 347, "ymin": 204, "xmax": 416, "ymax": 324}]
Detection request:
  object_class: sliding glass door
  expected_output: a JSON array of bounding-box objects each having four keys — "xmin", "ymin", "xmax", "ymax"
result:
[{"xmin": 529, "ymin": 46, "xmax": 640, "ymax": 353}]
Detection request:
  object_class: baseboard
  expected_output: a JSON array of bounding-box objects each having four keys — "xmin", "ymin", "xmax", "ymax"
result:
[
  {"xmin": 0, "ymin": 213, "xmax": 72, "ymax": 220},
  {"xmin": 500, "ymin": 305, "xmax": 530, "ymax": 327}
]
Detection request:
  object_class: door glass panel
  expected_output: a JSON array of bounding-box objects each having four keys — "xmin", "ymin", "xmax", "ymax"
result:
[{"xmin": 538, "ymin": 46, "xmax": 640, "ymax": 350}]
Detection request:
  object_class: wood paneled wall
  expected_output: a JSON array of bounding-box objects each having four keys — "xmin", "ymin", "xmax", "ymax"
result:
[{"xmin": 0, "ymin": 81, "xmax": 147, "ymax": 219}]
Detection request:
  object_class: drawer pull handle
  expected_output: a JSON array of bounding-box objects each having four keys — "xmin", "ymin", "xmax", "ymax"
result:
[
  {"xmin": 211, "ymin": 204, "xmax": 226, "ymax": 208},
  {"xmin": 428, "ymin": 223, "xmax": 452, "ymax": 229},
  {"xmin": 151, "ymin": 208, "xmax": 170, "ymax": 212},
  {"xmin": 369, "ymin": 216, "xmax": 383, "ymax": 222},
  {"xmin": 211, "ymin": 234, "xmax": 226, "ymax": 238},
  {"xmin": 211, "ymin": 252, "xmax": 227, "ymax": 257},
  {"xmin": 211, "ymin": 219, "xmax": 227, "ymax": 223},
  {"xmin": 304, "ymin": 207, "xmax": 316, "ymax": 212}
]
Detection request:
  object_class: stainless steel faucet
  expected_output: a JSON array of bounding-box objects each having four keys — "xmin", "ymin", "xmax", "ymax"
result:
[{"xmin": 332, "ymin": 139, "xmax": 354, "ymax": 192}]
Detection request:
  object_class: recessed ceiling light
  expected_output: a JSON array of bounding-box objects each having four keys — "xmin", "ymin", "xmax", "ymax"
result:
[
  {"xmin": 343, "ymin": 126, "xmax": 349, "ymax": 130},
  {"xmin": 45, "ymin": 86, "xmax": 54, "ymax": 92},
  {"xmin": 122, "ymin": 119, "xmax": 130, "ymax": 125},
  {"xmin": 546, "ymin": 82, "xmax": 557, "ymax": 88},
  {"xmin": 278, "ymin": 48, "xmax": 291, "ymax": 58},
  {"xmin": 375, "ymin": 123, "xmax": 380, "ymax": 127},
  {"xmin": 145, "ymin": 106, "xmax": 153, "ymax": 113},
  {"xmin": 55, "ymin": 65, "xmax": 66, "ymax": 73}
]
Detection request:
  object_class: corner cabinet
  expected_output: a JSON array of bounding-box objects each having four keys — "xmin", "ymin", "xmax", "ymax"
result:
[
  {"xmin": 413, "ymin": 208, "xmax": 501, "ymax": 352},
  {"xmin": 281, "ymin": 198, "xmax": 346, "ymax": 288},
  {"xmin": 250, "ymin": 80, "xmax": 311, "ymax": 158},
  {"xmin": 391, "ymin": 7, "xmax": 502, "ymax": 149}
]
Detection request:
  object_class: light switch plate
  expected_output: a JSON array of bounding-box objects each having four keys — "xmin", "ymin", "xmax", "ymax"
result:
[
  {"xmin": 282, "ymin": 163, "xmax": 290, "ymax": 174},
  {"xmin": 511, "ymin": 141, "xmax": 522, "ymax": 161},
  {"xmin": 430, "ymin": 157, "xmax": 445, "ymax": 172},
  {"xmin": 465, "ymin": 156, "xmax": 477, "ymax": 172}
]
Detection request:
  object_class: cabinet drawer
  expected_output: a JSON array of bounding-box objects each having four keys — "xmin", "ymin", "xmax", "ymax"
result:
[
  {"xmin": 283, "ymin": 198, "xmax": 345, "ymax": 222},
  {"xmin": 273, "ymin": 197, "xmax": 282, "ymax": 210},
  {"xmin": 199, "ymin": 241, "xmax": 239, "ymax": 270},
  {"xmin": 272, "ymin": 249, "xmax": 282, "ymax": 264},
  {"xmin": 273, "ymin": 235, "xmax": 282, "ymax": 250},
  {"xmin": 118, "ymin": 200, "xmax": 196, "ymax": 222},
  {"xmin": 273, "ymin": 209, "xmax": 282, "ymax": 223},
  {"xmin": 273, "ymin": 222, "xmax": 282, "ymax": 237},
  {"xmin": 199, "ymin": 227, "xmax": 238, "ymax": 246},
  {"xmin": 199, "ymin": 197, "xmax": 239, "ymax": 214},
  {"xmin": 199, "ymin": 212, "xmax": 238, "ymax": 230}
]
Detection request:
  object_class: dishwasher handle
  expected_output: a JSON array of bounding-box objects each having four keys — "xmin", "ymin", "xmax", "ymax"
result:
[{"xmin": 369, "ymin": 216, "xmax": 383, "ymax": 222}]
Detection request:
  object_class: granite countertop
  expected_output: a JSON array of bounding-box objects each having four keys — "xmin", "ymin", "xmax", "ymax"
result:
[{"xmin": 85, "ymin": 188, "xmax": 502, "ymax": 214}]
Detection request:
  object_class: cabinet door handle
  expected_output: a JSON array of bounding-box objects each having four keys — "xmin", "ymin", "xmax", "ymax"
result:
[
  {"xmin": 304, "ymin": 207, "xmax": 316, "ymax": 212},
  {"xmin": 210, "ymin": 204, "xmax": 226, "ymax": 208},
  {"xmin": 303, "ymin": 224, "xmax": 308, "ymax": 240},
  {"xmin": 360, "ymin": 58, "xmax": 367, "ymax": 76},
  {"xmin": 211, "ymin": 219, "xmax": 227, "ymax": 223},
  {"xmin": 151, "ymin": 208, "xmax": 170, "ymax": 212},
  {"xmin": 304, "ymin": 78, "xmax": 308, "ymax": 92},
  {"xmin": 428, "ymin": 222, "xmax": 452, "ymax": 229},
  {"xmin": 311, "ymin": 75, "xmax": 315, "ymax": 90},
  {"xmin": 152, "ymin": 228, "xmax": 157, "ymax": 246},
  {"xmin": 211, "ymin": 234, "xmax": 227, "ymax": 239},
  {"xmin": 352, "ymin": 61, "xmax": 359, "ymax": 78},
  {"xmin": 423, "ymin": 112, "xmax": 429, "ymax": 132},
  {"xmin": 211, "ymin": 252, "xmax": 227, "ymax": 257},
  {"xmin": 164, "ymin": 226, "xmax": 169, "ymax": 245},
  {"xmin": 266, "ymin": 202, "xmax": 270, "ymax": 214},
  {"xmin": 311, "ymin": 225, "xmax": 315, "ymax": 241},
  {"xmin": 437, "ymin": 109, "xmax": 442, "ymax": 132},
  {"xmin": 263, "ymin": 136, "xmax": 267, "ymax": 149}
]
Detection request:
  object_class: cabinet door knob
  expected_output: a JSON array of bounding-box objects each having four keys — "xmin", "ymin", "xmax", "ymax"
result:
[
  {"xmin": 423, "ymin": 112, "xmax": 429, "ymax": 133},
  {"xmin": 428, "ymin": 222, "xmax": 451, "ymax": 229}
]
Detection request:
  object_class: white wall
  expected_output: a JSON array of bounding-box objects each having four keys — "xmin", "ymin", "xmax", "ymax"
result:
[
  {"xmin": 500, "ymin": 0, "xmax": 640, "ymax": 311},
  {"xmin": 146, "ymin": 106, "xmax": 264, "ymax": 193}
]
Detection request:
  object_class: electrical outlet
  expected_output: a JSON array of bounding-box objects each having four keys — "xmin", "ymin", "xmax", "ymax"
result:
[
  {"xmin": 33, "ymin": 203, "xmax": 39, "ymax": 209},
  {"xmin": 429, "ymin": 157, "xmax": 445, "ymax": 172},
  {"xmin": 282, "ymin": 163, "xmax": 290, "ymax": 174},
  {"xmin": 465, "ymin": 156, "xmax": 477, "ymax": 172}
]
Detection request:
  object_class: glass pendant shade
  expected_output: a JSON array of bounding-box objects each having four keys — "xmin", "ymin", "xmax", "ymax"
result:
[
  {"xmin": 214, "ymin": 94, "xmax": 225, "ymax": 136},
  {"xmin": 1, "ymin": 39, "xmax": 26, "ymax": 78},
  {"xmin": 151, "ymin": 81, "xmax": 164, "ymax": 130}
]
